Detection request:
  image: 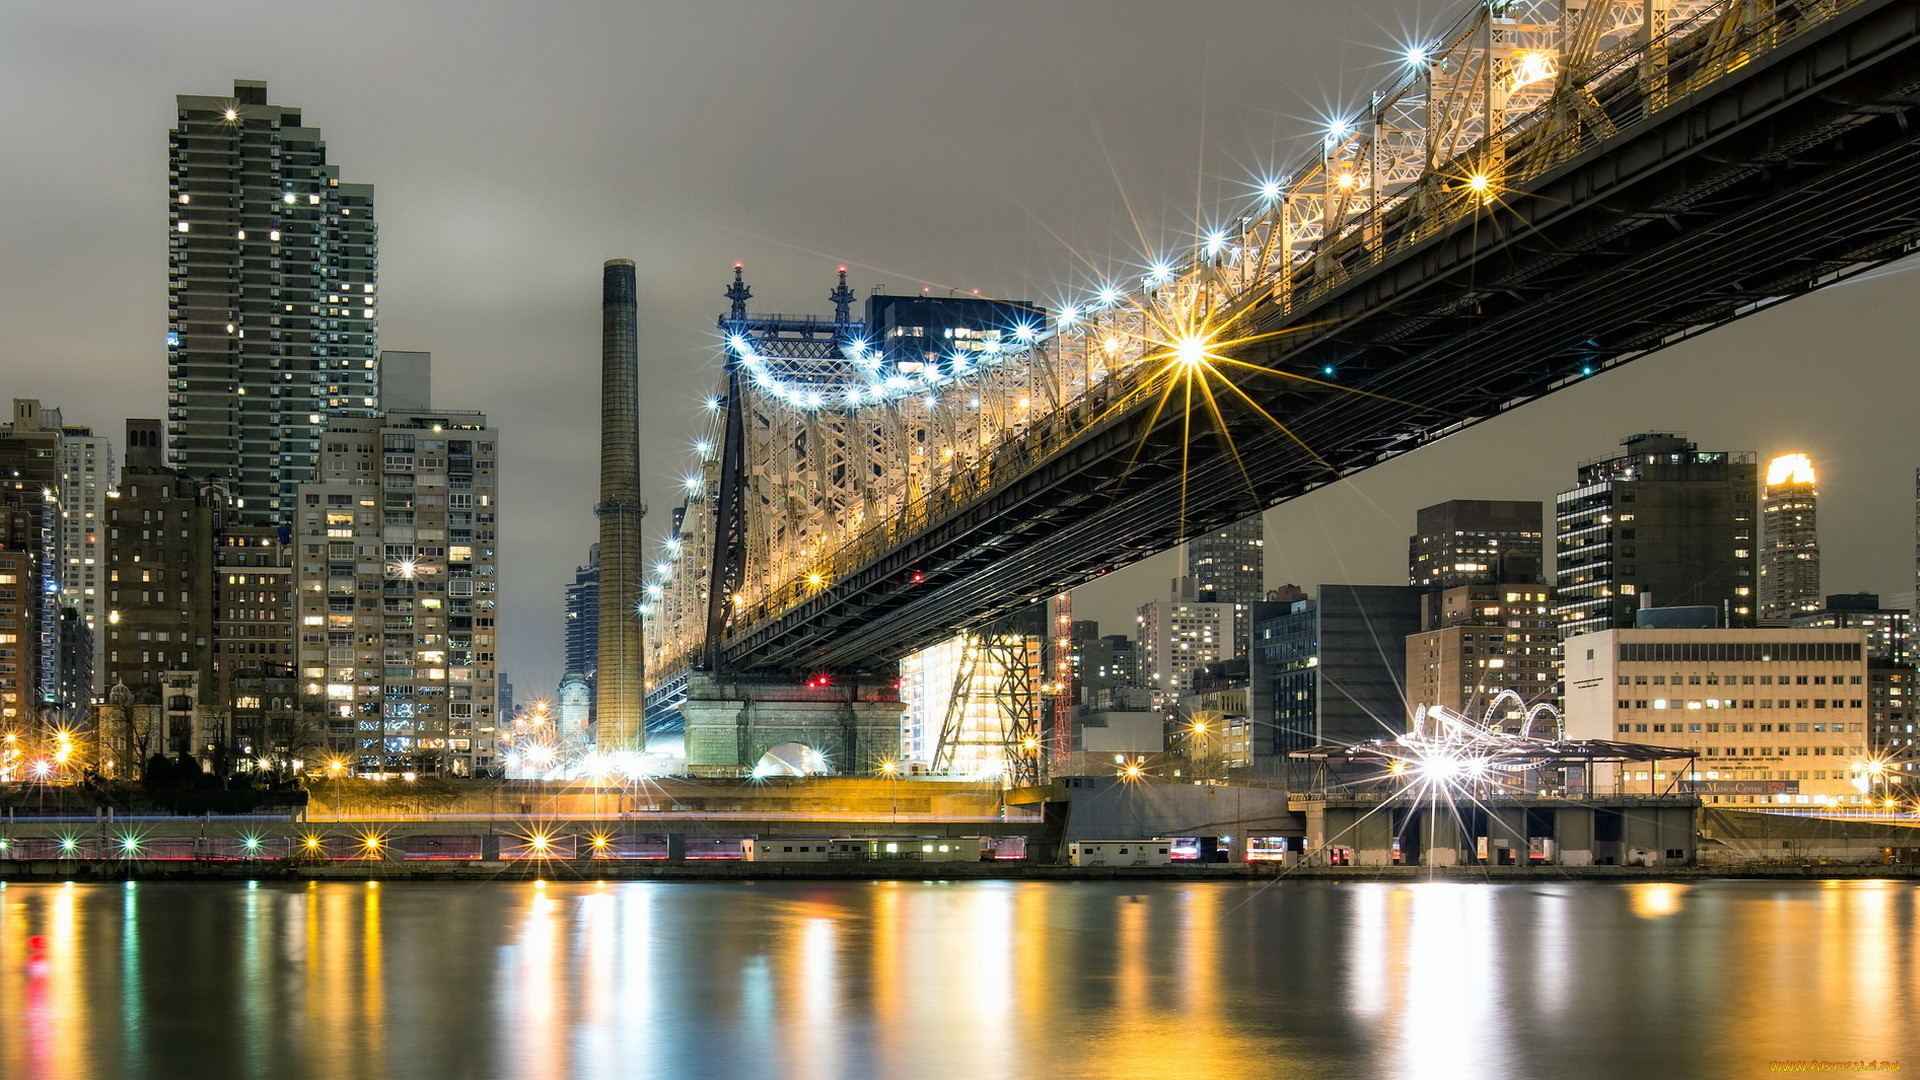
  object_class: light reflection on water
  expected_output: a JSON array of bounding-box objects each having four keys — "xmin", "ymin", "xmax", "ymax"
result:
[{"xmin": 0, "ymin": 878, "xmax": 1915, "ymax": 1079}]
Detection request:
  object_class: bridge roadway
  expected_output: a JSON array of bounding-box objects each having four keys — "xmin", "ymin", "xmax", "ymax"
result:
[{"xmin": 723, "ymin": 0, "xmax": 1920, "ymax": 674}]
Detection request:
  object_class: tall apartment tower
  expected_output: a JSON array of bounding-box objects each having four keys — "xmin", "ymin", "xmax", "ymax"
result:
[
  {"xmin": 3, "ymin": 400, "xmax": 114, "ymax": 700},
  {"xmin": 1758, "ymin": 453, "xmax": 1820, "ymax": 624},
  {"xmin": 1408, "ymin": 499, "xmax": 1544, "ymax": 596},
  {"xmin": 294, "ymin": 407, "xmax": 500, "ymax": 776},
  {"xmin": 169, "ymin": 80, "xmax": 378, "ymax": 522},
  {"xmin": 1186, "ymin": 515, "xmax": 1264, "ymax": 655},
  {"xmin": 595, "ymin": 260, "xmax": 645, "ymax": 752},
  {"xmin": 1555, "ymin": 434, "xmax": 1757, "ymax": 640},
  {"xmin": 1137, "ymin": 577, "xmax": 1240, "ymax": 705}
]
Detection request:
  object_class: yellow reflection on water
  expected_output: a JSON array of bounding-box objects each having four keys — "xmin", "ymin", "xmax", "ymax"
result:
[{"xmin": 1627, "ymin": 882, "xmax": 1686, "ymax": 919}]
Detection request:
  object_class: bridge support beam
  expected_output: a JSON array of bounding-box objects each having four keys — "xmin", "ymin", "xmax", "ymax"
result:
[{"xmin": 679, "ymin": 671, "xmax": 902, "ymax": 777}]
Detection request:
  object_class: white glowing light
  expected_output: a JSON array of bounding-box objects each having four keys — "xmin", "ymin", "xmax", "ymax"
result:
[
  {"xmin": 1172, "ymin": 336, "xmax": 1207, "ymax": 367},
  {"xmin": 1260, "ymin": 178, "xmax": 1284, "ymax": 200},
  {"xmin": 704, "ymin": 397, "xmax": 721, "ymax": 411}
]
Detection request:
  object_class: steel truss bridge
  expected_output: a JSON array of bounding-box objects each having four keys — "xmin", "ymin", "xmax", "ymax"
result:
[{"xmin": 643, "ymin": 0, "xmax": 1920, "ymax": 724}]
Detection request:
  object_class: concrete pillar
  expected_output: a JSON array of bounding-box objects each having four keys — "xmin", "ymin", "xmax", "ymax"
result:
[
  {"xmin": 664, "ymin": 833, "xmax": 687, "ymax": 861},
  {"xmin": 1351, "ymin": 809, "xmax": 1393, "ymax": 867},
  {"xmin": 1422, "ymin": 810, "xmax": 1462, "ymax": 867},
  {"xmin": 1493, "ymin": 808, "xmax": 1529, "ymax": 866},
  {"xmin": 1555, "ymin": 808, "xmax": 1595, "ymax": 866},
  {"xmin": 479, "ymin": 834, "xmax": 501, "ymax": 862}
]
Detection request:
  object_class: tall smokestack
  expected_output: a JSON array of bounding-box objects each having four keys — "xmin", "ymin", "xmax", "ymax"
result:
[{"xmin": 596, "ymin": 259, "xmax": 646, "ymax": 751}]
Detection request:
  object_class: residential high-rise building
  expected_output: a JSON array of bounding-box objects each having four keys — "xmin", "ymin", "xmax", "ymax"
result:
[
  {"xmin": 1408, "ymin": 499, "xmax": 1544, "ymax": 597},
  {"xmin": 1405, "ymin": 584, "xmax": 1559, "ymax": 727},
  {"xmin": 1250, "ymin": 585, "xmax": 1425, "ymax": 762},
  {"xmin": 1186, "ymin": 515, "xmax": 1264, "ymax": 652},
  {"xmin": 1759, "ymin": 453, "xmax": 1820, "ymax": 623},
  {"xmin": 168, "ymin": 80, "xmax": 378, "ymax": 522},
  {"xmin": 0, "ymin": 513, "xmax": 40, "ymax": 731},
  {"xmin": 103, "ymin": 420, "xmax": 229, "ymax": 759},
  {"xmin": 1, "ymin": 401, "xmax": 115, "ymax": 698},
  {"xmin": 0, "ymin": 413, "xmax": 69, "ymax": 722},
  {"xmin": 1556, "ymin": 434, "xmax": 1757, "ymax": 640},
  {"xmin": 1564, "ymin": 627, "xmax": 1872, "ymax": 807},
  {"xmin": 565, "ymin": 542, "xmax": 600, "ymax": 707},
  {"xmin": 294, "ymin": 406, "xmax": 500, "ymax": 776},
  {"xmin": 1137, "ymin": 577, "xmax": 1240, "ymax": 706}
]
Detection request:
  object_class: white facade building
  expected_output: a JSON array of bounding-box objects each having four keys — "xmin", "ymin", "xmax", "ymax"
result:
[{"xmin": 1565, "ymin": 627, "xmax": 1875, "ymax": 806}]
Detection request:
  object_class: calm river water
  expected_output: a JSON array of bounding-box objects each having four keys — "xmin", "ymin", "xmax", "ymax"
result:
[{"xmin": 0, "ymin": 877, "xmax": 1913, "ymax": 1079}]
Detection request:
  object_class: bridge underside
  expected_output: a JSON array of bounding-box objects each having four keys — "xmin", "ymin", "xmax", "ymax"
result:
[{"xmin": 721, "ymin": 0, "xmax": 1920, "ymax": 675}]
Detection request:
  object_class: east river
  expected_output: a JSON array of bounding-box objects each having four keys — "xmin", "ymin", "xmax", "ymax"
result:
[{"xmin": 0, "ymin": 877, "xmax": 1914, "ymax": 1079}]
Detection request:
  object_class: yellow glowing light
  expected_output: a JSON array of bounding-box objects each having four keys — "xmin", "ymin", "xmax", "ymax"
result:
[
  {"xmin": 589, "ymin": 834, "xmax": 611, "ymax": 849},
  {"xmin": 1335, "ymin": 172, "xmax": 1357, "ymax": 190},
  {"xmin": 1468, "ymin": 174, "xmax": 1491, "ymax": 194},
  {"xmin": 879, "ymin": 761, "xmax": 898, "ymax": 775},
  {"xmin": 806, "ymin": 572, "xmax": 824, "ymax": 587},
  {"xmin": 1172, "ymin": 335, "xmax": 1207, "ymax": 368},
  {"xmin": 1512, "ymin": 49, "xmax": 1556, "ymax": 88},
  {"xmin": 223, "ymin": 108, "xmax": 238, "ymax": 121},
  {"xmin": 1388, "ymin": 760, "xmax": 1408, "ymax": 775},
  {"xmin": 1766, "ymin": 452, "xmax": 1815, "ymax": 487},
  {"xmin": 529, "ymin": 834, "xmax": 550, "ymax": 852},
  {"xmin": 1629, "ymin": 883, "xmax": 1683, "ymax": 919}
]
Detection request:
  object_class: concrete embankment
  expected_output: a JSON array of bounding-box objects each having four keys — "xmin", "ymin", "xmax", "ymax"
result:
[{"xmin": 6, "ymin": 860, "xmax": 1920, "ymax": 884}]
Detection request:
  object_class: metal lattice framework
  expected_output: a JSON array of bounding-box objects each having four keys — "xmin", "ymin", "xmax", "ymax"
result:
[{"xmin": 642, "ymin": 0, "xmax": 1908, "ymax": 707}]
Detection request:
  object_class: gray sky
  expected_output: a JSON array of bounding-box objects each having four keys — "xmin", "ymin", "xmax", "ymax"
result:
[{"xmin": 2, "ymin": 1, "xmax": 1915, "ymax": 699}]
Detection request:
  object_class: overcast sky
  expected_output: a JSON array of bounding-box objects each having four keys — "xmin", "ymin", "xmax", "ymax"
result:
[{"xmin": 3, "ymin": 0, "xmax": 1915, "ymax": 700}]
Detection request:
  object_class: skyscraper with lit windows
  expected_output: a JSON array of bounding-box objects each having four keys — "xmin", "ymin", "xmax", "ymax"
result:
[
  {"xmin": 1555, "ymin": 434, "xmax": 1757, "ymax": 639},
  {"xmin": 168, "ymin": 80, "xmax": 378, "ymax": 523},
  {"xmin": 1186, "ymin": 515, "xmax": 1264, "ymax": 655},
  {"xmin": 1758, "ymin": 453, "xmax": 1820, "ymax": 623}
]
